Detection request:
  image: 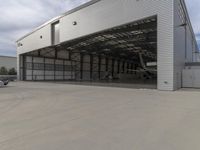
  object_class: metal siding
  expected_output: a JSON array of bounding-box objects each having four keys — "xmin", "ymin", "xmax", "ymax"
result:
[
  {"xmin": 174, "ymin": 0, "xmax": 185, "ymax": 89},
  {"xmin": 182, "ymin": 69, "xmax": 200, "ymax": 88},
  {"xmin": 60, "ymin": 0, "xmax": 174, "ymax": 90},
  {"xmin": 17, "ymin": 25, "xmax": 51, "ymax": 55},
  {"xmin": 186, "ymin": 27, "xmax": 193, "ymax": 62},
  {"xmin": 17, "ymin": 0, "xmax": 175, "ymax": 90},
  {"xmin": 173, "ymin": 0, "xmax": 197, "ymax": 89}
]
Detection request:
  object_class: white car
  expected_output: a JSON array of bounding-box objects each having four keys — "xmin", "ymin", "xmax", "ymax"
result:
[
  {"xmin": 0, "ymin": 81, "xmax": 4, "ymax": 87},
  {"xmin": 0, "ymin": 79, "xmax": 9, "ymax": 87}
]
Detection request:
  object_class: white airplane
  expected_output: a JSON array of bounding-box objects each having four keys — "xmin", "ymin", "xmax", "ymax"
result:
[{"xmin": 128, "ymin": 53, "xmax": 157, "ymax": 79}]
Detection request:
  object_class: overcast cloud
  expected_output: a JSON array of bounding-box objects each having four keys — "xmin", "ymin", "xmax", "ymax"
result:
[{"xmin": 0, "ymin": 0, "xmax": 199, "ymax": 56}]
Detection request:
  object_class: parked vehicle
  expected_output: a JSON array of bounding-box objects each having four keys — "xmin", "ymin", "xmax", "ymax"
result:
[
  {"xmin": 0, "ymin": 81, "xmax": 4, "ymax": 87},
  {"xmin": 0, "ymin": 79, "xmax": 9, "ymax": 87}
]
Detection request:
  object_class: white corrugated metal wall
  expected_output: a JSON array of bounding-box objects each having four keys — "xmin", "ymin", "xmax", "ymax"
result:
[
  {"xmin": 174, "ymin": 0, "xmax": 198, "ymax": 89},
  {"xmin": 17, "ymin": 0, "xmax": 188, "ymax": 90}
]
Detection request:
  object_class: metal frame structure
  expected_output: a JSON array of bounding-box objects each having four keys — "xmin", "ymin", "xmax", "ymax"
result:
[
  {"xmin": 20, "ymin": 17, "xmax": 157, "ymax": 82},
  {"xmin": 17, "ymin": 0, "xmax": 199, "ymax": 91}
]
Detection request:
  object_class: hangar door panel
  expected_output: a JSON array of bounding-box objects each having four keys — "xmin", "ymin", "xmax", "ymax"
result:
[{"xmin": 23, "ymin": 56, "xmax": 75, "ymax": 81}]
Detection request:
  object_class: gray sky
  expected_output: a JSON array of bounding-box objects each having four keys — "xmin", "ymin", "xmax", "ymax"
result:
[{"xmin": 0, "ymin": 0, "xmax": 199, "ymax": 56}]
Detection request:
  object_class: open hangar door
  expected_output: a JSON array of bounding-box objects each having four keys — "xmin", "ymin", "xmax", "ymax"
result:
[{"xmin": 20, "ymin": 16, "xmax": 157, "ymax": 89}]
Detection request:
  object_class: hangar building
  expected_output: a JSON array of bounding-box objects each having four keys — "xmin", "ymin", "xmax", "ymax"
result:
[{"xmin": 17, "ymin": 0, "xmax": 199, "ymax": 91}]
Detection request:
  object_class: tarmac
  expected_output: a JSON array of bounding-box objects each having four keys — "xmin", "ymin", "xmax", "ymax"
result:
[{"xmin": 0, "ymin": 81, "xmax": 200, "ymax": 150}]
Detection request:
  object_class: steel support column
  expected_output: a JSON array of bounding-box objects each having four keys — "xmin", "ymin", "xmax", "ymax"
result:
[
  {"xmin": 32, "ymin": 56, "xmax": 34, "ymax": 80},
  {"xmin": 63, "ymin": 60, "xmax": 65, "ymax": 80},
  {"xmin": 22, "ymin": 55, "xmax": 26, "ymax": 81},
  {"xmin": 54, "ymin": 49, "xmax": 58, "ymax": 81},
  {"xmin": 44, "ymin": 57, "xmax": 46, "ymax": 80},
  {"xmin": 131, "ymin": 63, "xmax": 134, "ymax": 74},
  {"xmin": 127, "ymin": 63, "xmax": 129, "ymax": 74},
  {"xmin": 98, "ymin": 55, "xmax": 101, "ymax": 80},
  {"xmin": 54, "ymin": 59, "xmax": 56, "ymax": 81},
  {"xmin": 106, "ymin": 57, "xmax": 108, "ymax": 72},
  {"xmin": 80, "ymin": 53, "xmax": 84, "ymax": 80},
  {"xmin": 90, "ymin": 54, "xmax": 93, "ymax": 80},
  {"xmin": 112, "ymin": 59, "xmax": 115, "ymax": 77},
  {"xmin": 117, "ymin": 60, "xmax": 120, "ymax": 74},
  {"xmin": 122, "ymin": 61, "xmax": 125, "ymax": 74}
]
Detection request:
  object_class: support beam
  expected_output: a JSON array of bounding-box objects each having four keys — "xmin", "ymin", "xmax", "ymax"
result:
[
  {"xmin": 122, "ymin": 61, "xmax": 125, "ymax": 74},
  {"xmin": 117, "ymin": 60, "xmax": 120, "ymax": 74},
  {"xmin": 71, "ymin": 31, "xmax": 156, "ymax": 50},
  {"xmin": 90, "ymin": 54, "xmax": 93, "ymax": 80},
  {"xmin": 44, "ymin": 57, "xmax": 46, "ymax": 80},
  {"xmin": 63, "ymin": 60, "xmax": 65, "ymax": 80},
  {"xmin": 106, "ymin": 57, "xmax": 109, "ymax": 72},
  {"xmin": 55, "ymin": 48, "xmax": 58, "ymax": 59},
  {"xmin": 98, "ymin": 55, "xmax": 101, "ymax": 79},
  {"xmin": 38, "ymin": 50, "xmax": 41, "ymax": 57},
  {"xmin": 24, "ymin": 55, "xmax": 71, "ymax": 62},
  {"xmin": 135, "ymin": 64, "xmax": 138, "ymax": 75},
  {"xmin": 112, "ymin": 59, "xmax": 115, "ymax": 77},
  {"xmin": 127, "ymin": 63, "xmax": 129, "ymax": 74},
  {"xmin": 32, "ymin": 56, "xmax": 34, "ymax": 80},
  {"xmin": 71, "ymin": 60, "xmax": 73, "ymax": 80},
  {"xmin": 22, "ymin": 55, "xmax": 26, "ymax": 81},
  {"xmin": 131, "ymin": 63, "xmax": 134, "ymax": 74},
  {"xmin": 54, "ymin": 59, "xmax": 56, "ymax": 81},
  {"xmin": 80, "ymin": 53, "xmax": 84, "ymax": 80},
  {"xmin": 69, "ymin": 51, "xmax": 72, "ymax": 60}
]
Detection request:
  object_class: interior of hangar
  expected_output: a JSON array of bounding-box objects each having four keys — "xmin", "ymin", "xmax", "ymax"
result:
[{"xmin": 18, "ymin": 17, "xmax": 157, "ymax": 88}]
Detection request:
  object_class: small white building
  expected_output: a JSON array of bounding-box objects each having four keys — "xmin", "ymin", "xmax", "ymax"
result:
[
  {"xmin": 0, "ymin": 56, "xmax": 17, "ymax": 70},
  {"xmin": 16, "ymin": 0, "xmax": 199, "ymax": 91}
]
